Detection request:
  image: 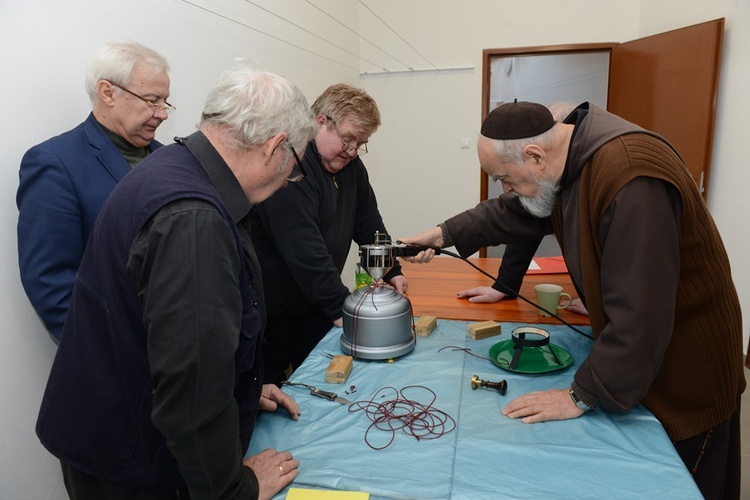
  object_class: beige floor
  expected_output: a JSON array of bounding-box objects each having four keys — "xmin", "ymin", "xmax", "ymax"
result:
[{"xmin": 741, "ymin": 367, "xmax": 750, "ymax": 498}]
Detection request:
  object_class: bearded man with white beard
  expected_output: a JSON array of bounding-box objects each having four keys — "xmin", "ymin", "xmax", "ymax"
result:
[{"xmin": 399, "ymin": 100, "xmax": 745, "ymax": 500}]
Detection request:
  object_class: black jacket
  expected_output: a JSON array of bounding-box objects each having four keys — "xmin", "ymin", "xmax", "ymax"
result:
[{"xmin": 250, "ymin": 139, "xmax": 401, "ymax": 321}]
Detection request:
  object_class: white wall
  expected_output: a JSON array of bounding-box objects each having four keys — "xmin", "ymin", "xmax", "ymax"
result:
[
  {"xmin": 0, "ymin": 1, "xmax": 358, "ymax": 498},
  {"xmin": 1, "ymin": 1, "xmax": 747, "ymax": 498},
  {"xmin": 357, "ymin": 0, "xmax": 749, "ymax": 353},
  {"xmin": 489, "ymin": 52, "xmax": 610, "ymax": 110},
  {"xmin": 358, "ymin": 0, "xmax": 640, "ymax": 247}
]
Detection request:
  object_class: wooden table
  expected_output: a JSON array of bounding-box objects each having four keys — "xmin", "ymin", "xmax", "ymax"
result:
[{"xmin": 401, "ymin": 256, "xmax": 590, "ymax": 326}]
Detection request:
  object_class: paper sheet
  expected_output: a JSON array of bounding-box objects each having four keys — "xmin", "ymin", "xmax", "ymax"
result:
[{"xmin": 286, "ymin": 487, "xmax": 369, "ymax": 499}]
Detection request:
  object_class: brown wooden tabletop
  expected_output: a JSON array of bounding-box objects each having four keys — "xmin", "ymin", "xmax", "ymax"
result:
[{"xmin": 401, "ymin": 256, "xmax": 590, "ymax": 326}]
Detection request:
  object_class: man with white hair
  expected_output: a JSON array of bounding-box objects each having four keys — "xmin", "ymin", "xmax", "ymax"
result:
[
  {"xmin": 17, "ymin": 40, "xmax": 172, "ymax": 341},
  {"xmin": 36, "ymin": 60, "xmax": 317, "ymax": 500},
  {"xmin": 456, "ymin": 101, "xmax": 588, "ymax": 316},
  {"xmin": 401, "ymin": 100, "xmax": 745, "ymax": 499}
]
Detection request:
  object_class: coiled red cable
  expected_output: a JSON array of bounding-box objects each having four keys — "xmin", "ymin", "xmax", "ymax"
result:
[{"xmin": 348, "ymin": 385, "xmax": 456, "ymax": 450}]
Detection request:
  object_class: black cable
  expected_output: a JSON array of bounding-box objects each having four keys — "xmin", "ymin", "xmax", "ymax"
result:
[{"xmin": 436, "ymin": 249, "xmax": 594, "ymax": 341}]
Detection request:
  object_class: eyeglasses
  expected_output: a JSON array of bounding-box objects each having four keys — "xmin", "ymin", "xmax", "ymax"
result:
[
  {"xmin": 326, "ymin": 116, "xmax": 368, "ymax": 156},
  {"xmin": 286, "ymin": 146, "xmax": 307, "ymax": 182},
  {"xmin": 106, "ymin": 80, "xmax": 176, "ymax": 113}
]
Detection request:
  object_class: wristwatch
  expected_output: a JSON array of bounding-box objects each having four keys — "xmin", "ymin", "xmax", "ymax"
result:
[{"xmin": 569, "ymin": 389, "xmax": 592, "ymax": 412}]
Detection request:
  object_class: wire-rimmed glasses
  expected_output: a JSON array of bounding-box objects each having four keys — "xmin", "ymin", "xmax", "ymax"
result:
[
  {"xmin": 326, "ymin": 116, "xmax": 368, "ymax": 156},
  {"xmin": 106, "ymin": 80, "xmax": 176, "ymax": 113}
]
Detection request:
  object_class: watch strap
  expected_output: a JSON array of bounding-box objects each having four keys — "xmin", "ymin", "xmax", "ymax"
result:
[{"xmin": 569, "ymin": 389, "xmax": 592, "ymax": 412}]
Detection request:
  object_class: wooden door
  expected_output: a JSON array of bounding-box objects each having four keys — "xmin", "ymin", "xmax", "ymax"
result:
[{"xmin": 608, "ymin": 19, "xmax": 724, "ymax": 198}]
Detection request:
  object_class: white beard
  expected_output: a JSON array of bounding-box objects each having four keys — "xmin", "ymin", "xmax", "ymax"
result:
[{"xmin": 518, "ymin": 176, "xmax": 559, "ymax": 217}]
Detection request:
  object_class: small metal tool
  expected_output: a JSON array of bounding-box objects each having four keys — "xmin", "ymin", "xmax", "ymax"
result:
[{"xmin": 282, "ymin": 381, "xmax": 351, "ymax": 405}]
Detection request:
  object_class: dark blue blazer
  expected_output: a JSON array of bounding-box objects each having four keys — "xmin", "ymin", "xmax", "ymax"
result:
[{"xmin": 17, "ymin": 113, "xmax": 162, "ymax": 339}]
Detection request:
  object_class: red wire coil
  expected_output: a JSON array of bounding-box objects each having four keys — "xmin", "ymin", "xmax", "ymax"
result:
[{"xmin": 348, "ymin": 385, "xmax": 456, "ymax": 450}]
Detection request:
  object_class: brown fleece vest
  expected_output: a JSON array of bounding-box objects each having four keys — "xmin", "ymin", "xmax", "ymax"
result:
[{"xmin": 565, "ymin": 133, "xmax": 744, "ymax": 441}]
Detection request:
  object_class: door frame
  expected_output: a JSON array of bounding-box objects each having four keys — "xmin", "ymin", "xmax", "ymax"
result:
[{"xmin": 479, "ymin": 43, "xmax": 616, "ymax": 257}]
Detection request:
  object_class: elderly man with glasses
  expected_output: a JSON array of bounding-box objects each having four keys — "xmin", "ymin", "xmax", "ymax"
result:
[
  {"xmin": 36, "ymin": 59, "xmax": 317, "ymax": 500},
  {"xmin": 17, "ymin": 40, "xmax": 172, "ymax": 342},
  {"xmin": 250, "ymin": 83, "xmax": 407, "ymax": 386}
]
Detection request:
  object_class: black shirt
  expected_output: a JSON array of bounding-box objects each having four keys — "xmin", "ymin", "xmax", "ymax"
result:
[
  {"xmin": 128, "ymin": 133, "xmax": 262, "ymax": 498},
  {"xmin": 250, "ymin": 139, "xmax": 401, "ymax": 321}
]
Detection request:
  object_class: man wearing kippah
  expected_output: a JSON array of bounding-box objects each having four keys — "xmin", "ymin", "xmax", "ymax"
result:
[
  {"xmin": 400, "ymin": 100, "xmax": 745, "ymax": 499},
  {"xmin": 455, "ymin": 101, "xmax": 588, "ymax": 316}
]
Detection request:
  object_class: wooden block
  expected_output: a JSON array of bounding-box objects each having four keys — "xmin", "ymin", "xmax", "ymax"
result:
[
  {"xmin": 325, "ymin": 355, "xmax": 353, "ymax": 384},
  {"xmin": 467, "ymin": 320, "xmax": 501, "ymax": 340},
  {"xmin": 414, "ymin": 315, "xmax": 438, "ymax": 337}
]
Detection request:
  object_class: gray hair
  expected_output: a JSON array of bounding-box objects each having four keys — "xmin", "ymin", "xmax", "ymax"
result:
[
  {"xmin": 547, "ymin": 101, "xmax": 577, "ymax": 122},
  {"xmin": 491, "ymin": 124, "xmax": 559, "ymax": 164},
  {"xmin": 199, "ymin": 59, "xmax": 317, "ymax": 152},
  {"xmin": 84, "ymin": 41, "xmax": 169, "ymax": 103},
  {"xmin": 490, "ymin": 101, "xmax": 575, "ymax": 164}
]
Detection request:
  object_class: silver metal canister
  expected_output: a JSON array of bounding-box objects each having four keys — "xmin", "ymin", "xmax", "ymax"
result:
[{"xmin": 340, "ymin": 285, "xmax": 415, "ymax": 360}]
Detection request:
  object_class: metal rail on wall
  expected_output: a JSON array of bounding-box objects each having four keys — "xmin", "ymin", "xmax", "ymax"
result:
[{"xmin": 179, "ymin": 0, "xmax": 474, "ymax": 75}]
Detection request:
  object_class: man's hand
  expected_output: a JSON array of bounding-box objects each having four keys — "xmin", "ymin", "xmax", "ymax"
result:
[
  {"xmin": 397, "ymin": 227, "xmax": 443, "ymax": 263},
  {"xmin": 389, "ymin": 275, "xmax": 408, "ymax": 293},
  {"xmin": 243, "ymin": 448, "xmax": 299, "ymax": 500},
  {"xmin": 502, "ymin": 388, "xmax": 584, "ymax": 423},
  {"xmin": 259, "ymin": 384, "xmax": 301, "ymax": 420},
  {"xmin": 457, "ymin": 286, "xmax": 506, "ymax": 303},
  {"xmin": 566, "ymin": 298, "xmax": 589, "ymax": 316}
]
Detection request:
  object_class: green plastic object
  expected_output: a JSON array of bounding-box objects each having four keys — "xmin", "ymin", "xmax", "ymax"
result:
[
  {"xmin": 488, "ymin": 339, "xmax": 573, "ymax": 374},
  {"xmin": 355, "ymin": 263, "xmax": 373, "ymax": 290}
]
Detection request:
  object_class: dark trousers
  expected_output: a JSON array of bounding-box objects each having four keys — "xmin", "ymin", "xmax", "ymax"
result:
[
  {"xmin": 673, "ymin": 397, "xmax": 742, "ymax": 500},
  {"xmin": 263, "ymin": 310, "xmax": 333, "ymax": 385},
  {"xmin": 61, "ymin": 462, "xmax": 190, "ymax": 500}
]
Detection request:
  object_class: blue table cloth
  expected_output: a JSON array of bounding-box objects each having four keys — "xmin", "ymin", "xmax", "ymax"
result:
[{"xmin": 247, "ymin": 320, "xmax": 701, "ymax": 499}]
